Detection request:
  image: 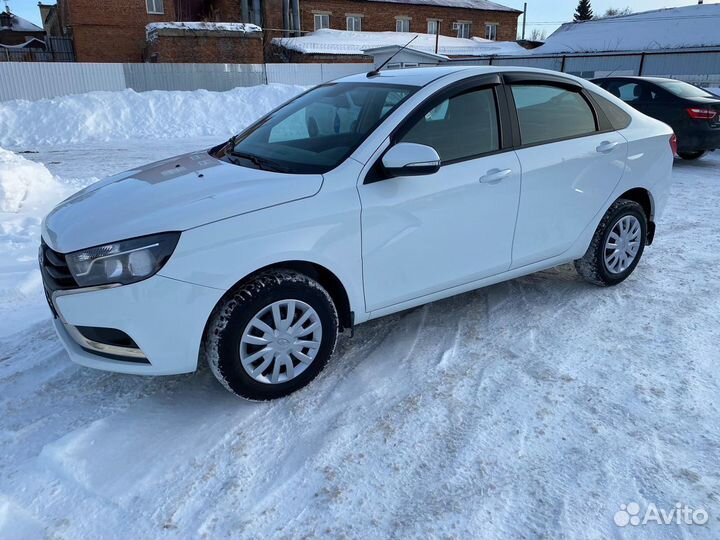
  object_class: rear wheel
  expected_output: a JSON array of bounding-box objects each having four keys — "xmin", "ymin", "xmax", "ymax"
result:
[
  {"xmin": 575, "ymin": 199, "xmax": 647, "ymax": 287},
  {"xmin": 678, "ymin": 150, "xmax": 706, "ymax": 160},
  {"xmin": 204, "ymin": 270, "xmax": 339, "ymax": 400}
]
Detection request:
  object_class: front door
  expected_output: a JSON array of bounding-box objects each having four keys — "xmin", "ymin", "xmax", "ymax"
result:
[{"xmin": 359, "ymin": 85, "xmax": 522, "ymax": 312}]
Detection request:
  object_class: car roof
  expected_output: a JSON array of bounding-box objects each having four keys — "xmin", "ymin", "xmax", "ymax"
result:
[{"xmin": 336, "ymin": 65, "xmax": 587, "ymax": 87}]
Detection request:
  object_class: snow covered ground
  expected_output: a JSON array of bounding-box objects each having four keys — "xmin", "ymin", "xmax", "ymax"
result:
[{"xmin": 1, "ymin": 87, "xmax": 720, "ymax": 539}]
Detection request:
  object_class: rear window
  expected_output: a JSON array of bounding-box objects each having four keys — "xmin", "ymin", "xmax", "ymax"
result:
[
  {"xmin": 511, "ymin": 85, "xmax": 597, "ymax": 146},
  {"xmin": 654, "ymin": 80, "xmax": 717, "ymax": 99}
]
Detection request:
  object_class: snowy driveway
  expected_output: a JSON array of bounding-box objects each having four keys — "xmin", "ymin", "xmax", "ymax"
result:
[{"xmin": 1, "ymin": 142, "xmax": 719, "ymax": 539}]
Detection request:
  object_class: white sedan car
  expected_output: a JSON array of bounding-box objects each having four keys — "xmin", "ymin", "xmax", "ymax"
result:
[{"xmin": 41, "ymin": 67, "xmax": 674, "ymax": 400}]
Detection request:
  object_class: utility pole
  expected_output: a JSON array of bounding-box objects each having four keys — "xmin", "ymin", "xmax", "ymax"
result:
[{"xmin": 522, "ymin": 2, "xmax": 527, "ymax": 40}]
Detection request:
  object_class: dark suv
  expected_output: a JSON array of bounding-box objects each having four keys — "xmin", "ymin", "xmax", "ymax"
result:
[{"xmin": 592, "ymin": 76, "xmax": 720, "ymax": 160}]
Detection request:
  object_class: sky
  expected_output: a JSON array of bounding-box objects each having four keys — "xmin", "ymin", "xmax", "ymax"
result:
[{"xmin": 7, "ymin": 0, "xmax": 720, "ymax": 39}]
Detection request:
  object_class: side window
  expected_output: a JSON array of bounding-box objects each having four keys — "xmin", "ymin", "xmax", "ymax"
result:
[
  {"xmin": 269, "ymin": 86, "xmax": 412, "ymax": 143},
  {"xmin": 400, "ymin": 88, "xmax": 499, "ymax": 162},
  {"xmin": 607, "ymin": 82, "xmax": 659, "ymax": 103},
  {"xmin": 511, "ymin": 85, "xmax": 596, "ymax": 146},
  {"xmin": 588, "ymin": 91, "xmax": 632, "ymax": 130},
  {"xmin": 616, "ymin": 82, "xmax": 641, "ymax": 102}
]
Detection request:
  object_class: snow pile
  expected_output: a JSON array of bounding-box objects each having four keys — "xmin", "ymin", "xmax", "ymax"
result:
[
  {"xmin": 146, "ymin": 21, "xmax": 261, "ymax": 40},
  {"xmin": 0, "ymin": 84, "xmax": 304, "ymax": 147},
  {"xmin": 274, "ymin": 29, "xmax": 525, "ymax": 57},
  {"xmin": 0, "ymin": 147, "xmax": 62, "ymax": 213},
  {"xmin": 535, "ymin": 3, "xmax": 720, "ymax": 54},
  {"xmin": 0, "ymin": 147, "xmax": 70, "ymax": 336}
]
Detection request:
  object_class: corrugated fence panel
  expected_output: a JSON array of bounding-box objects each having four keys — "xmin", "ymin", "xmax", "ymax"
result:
[
  {"xmin": 642, "ymin": 52, "xmax": 720, "ymax": 85},
  {"xmin": 319, "ymin": 63, "xmax": 372, "ymax": 82},
  {"xmin": 563, "ymin": 54, "xmax": 641, "ymax": 78},
  {"xmin": 266, "ymin": 63, "xmax": 323, "ymax": 85},
  {"xmin": 3, "ymin": 53, "xmax": 720, "ymax": 102},
  {"xmin": 0, "ymin": 62, "xmax": 125, "ymax": 101},
  {"xmin": 124, "ymin": 63, "xmax": 266, "ymax": 92},
  {"xmin": 493, "ymin": 56, "xmax": 564, "ymax": 71}
]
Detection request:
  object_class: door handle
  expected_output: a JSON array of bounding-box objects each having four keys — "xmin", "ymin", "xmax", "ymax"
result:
[
  {"xmin": 596, "ymin": 141, "xmax": 619, "ymax": 153},
  {"xmin": 479, "ymin": 168, "xmax": 512, "ymax": 184}
]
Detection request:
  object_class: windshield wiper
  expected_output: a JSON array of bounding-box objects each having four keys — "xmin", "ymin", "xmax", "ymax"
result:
[{"xmin": 228, "ymin": 151, "xmax": 288, "ymax": 173}]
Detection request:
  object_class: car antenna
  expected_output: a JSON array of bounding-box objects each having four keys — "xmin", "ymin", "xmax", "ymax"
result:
[{"xmin": 366, "ymin": 35, "xmax": 419, "ymax": 78}]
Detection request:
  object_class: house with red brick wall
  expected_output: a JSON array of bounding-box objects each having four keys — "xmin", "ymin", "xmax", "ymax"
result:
[
  {"xmin": 298, "ymin": 0, "xmax": 520, "ymax": 42},
  {"xmin": 52, "ymin": 0, "xmax": 520, "ymax": 63}
]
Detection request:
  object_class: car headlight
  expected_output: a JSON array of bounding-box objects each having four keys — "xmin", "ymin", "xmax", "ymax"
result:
[{"xmin": 66, "ymin": 232, "xmax": 180, "ymax": 288}]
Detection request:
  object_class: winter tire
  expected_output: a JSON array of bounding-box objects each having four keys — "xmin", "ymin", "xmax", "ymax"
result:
[
  {"xmin": 575, "ymin": 199, "xmax": 647, "ymax": 287},
  {"xmin": 678, "ymin": 150, "xmax": 706, "ymax": 161},
  {"xmin": 204, "ymin": 270, "xmax": 339, "ymax": 400}
]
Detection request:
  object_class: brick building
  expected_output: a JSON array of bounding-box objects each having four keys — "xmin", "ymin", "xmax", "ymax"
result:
[
  {"xmin": 51, "ymin": 0, "xmax": 520, "ymax": 63},
  {"xmin": 294, "ymin": 0, "xmax": 520, "ymax": 42}
]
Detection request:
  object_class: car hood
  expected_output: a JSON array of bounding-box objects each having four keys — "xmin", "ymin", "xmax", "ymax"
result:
[{"xmin": 42, "ymin": 150, "xmax": 324, "ymax": 253}]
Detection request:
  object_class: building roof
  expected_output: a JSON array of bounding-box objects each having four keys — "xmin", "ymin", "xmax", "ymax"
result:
[
  {"xmin": 534, "ymin": 3, "xmax": 720, "ymax": 55},
  {"xmin": 364, "ymin": 0, "xmax": 521, "ymax": 12},
  {"xmin": 146, "ymin": 22, "xmax": 261, "ymax": 40},
  {"xmin": 0, "ymin": 11, "xmax": 43, "ymax": 33},
  {"xmin": 364, "ymin": 45, "xmax": 449, "ymax": 61},
  {"xmin": 273, "ymin": 29, "xmax": 526, "ymax": 57}
]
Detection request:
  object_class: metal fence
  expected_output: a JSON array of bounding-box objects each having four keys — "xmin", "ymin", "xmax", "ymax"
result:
[
  {"xmin": 0, "ymin": 37, "xmax": 75, "ymax": 63},
  {"xmin": 2, "ymin": 49, "xmax": 719, "ymax": 102},
  {"xmin": 453, "ymin": 49, "xmax": 720, "ymax": 87},
  {"xmin": 0, "ymin": 62, "xmax": 371, "ymax": 101}
]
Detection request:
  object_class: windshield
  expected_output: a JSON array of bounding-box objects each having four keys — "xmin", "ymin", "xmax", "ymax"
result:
[
  {"xmin": 654, "ymin": 80, "xmax": 717, "ymax": 99},
  {"xmin": 219, "ymin": 82, "xmax": 417, "ymax": 174}
]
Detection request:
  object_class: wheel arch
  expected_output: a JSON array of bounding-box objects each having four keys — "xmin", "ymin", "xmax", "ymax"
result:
[
  {"xmin": 202, "ymin": 260, "xmax": 354, "ymax": 342},
  {"xmin": 617, "ymin": 187, "xmax": 655, "ymax": 244}
]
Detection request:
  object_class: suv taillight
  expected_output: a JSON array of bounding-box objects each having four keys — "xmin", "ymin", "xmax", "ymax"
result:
[
  {"xmin": 687, "ymin": 107, "xmax": 718, "ymax": 120},
  {"xmin": 670, "ymin": 134, "xmax": 678, "ymax": 156}
]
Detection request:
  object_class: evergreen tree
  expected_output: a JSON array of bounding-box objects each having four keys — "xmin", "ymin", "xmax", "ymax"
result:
[{"xmin": 574, "ymin": 0, "xmax": 594, "ymax": 21}]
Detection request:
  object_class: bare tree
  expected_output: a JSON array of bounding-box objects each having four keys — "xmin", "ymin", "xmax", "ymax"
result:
[{"xmin": 597, "ymin": 7, "xmax": 632, "ymax": 18}]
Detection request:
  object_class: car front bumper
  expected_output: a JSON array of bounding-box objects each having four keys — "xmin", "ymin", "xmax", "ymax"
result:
[{"xmin": 50, "ymin": 275, "xmax": 224, "ymax": 375}]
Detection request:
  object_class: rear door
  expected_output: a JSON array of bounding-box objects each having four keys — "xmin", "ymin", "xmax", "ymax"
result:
[{"xmin": 507, "ymin": 75, "xmax": 628, "ymax": 268}]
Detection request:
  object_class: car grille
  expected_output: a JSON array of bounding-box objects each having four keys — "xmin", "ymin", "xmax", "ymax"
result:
[{"xmin": 40, "ymin": 240, "xmax": 78, "ymax": 317}]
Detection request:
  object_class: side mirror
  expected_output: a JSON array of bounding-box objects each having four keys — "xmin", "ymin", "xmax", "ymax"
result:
[{"xmin": 381, "ymin": 143, "xmax": 441, "ymax": 177}]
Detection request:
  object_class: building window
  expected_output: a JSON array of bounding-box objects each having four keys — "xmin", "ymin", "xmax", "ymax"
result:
[
  {"xmin": 427, "ymin": 19, "xmax": 439, "ymax": 35},
  {"xmin": 453, "ymin": 21, "xmax": 471, "ymax": 38},
  {"xmin": 485, "ymin": 23, "xmax": 498, "ymax": 40},
  {"xmin": 314, "ymin": 13, "xmax": 330, "ymax": 30},
  {"xmin": 396, "ymin": 17, "xmax": 410, "ymax": 32},
  {"xmin": 346, "ymin": 15, "xmax": 362, "ymax": 31},
  {"xmin": 146, "ymin": 0, "xmax": 164, "ymax": 14}
]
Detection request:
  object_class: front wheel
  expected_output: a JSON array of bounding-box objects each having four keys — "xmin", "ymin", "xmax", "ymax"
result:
[
  {"xmin": 575, "ymin": 199, "xmax": 647, "ymax": 287},
  {"xmin": 204, "ymin": 270, "xmax": 339, "ymax": 400},
  {"xmin": 678, "ymin": 150, "xmax": 706, "ymax": 161}
]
